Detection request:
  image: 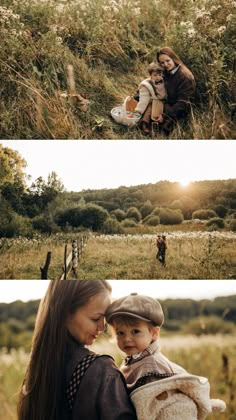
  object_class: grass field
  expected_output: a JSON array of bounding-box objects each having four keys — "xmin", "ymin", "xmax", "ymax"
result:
[
  {"xmin": 77, "ymin": 231, "xmax": 236, "ymax": 279},
  {"xmin": 0, "ymin": 231, "xmax": 235, "ymax": 279},
  {"xmin": 1, "ymin": 334, "xmax": 235, "ymax": 419}
]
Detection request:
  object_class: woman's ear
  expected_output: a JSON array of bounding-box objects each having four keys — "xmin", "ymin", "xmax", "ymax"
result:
[{"xmin": 150, "ymin": 326, "xmax": 160, "ymax": 341}]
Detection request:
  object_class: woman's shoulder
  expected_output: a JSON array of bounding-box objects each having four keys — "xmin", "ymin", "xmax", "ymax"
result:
[
  {"xmin": 90, "ymin": 353, "xmax": 118, "ymax": 373},
  {"xmin": 178, "ymin": 65, "xmax": 195, "ymax": 81}
]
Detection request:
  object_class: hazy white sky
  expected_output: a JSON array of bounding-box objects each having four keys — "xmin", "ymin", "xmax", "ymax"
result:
[
  {"xmin": 0, "ymin": 280, "xmax": 235, "ymax": 303},
  {"xmin": 1, "ymin": 140, "xmax": 235, "ymax": 191}
]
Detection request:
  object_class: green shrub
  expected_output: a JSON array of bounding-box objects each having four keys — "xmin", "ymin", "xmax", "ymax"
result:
[
  {"xmin": 183, "ymin": 316, "xmax": 235, "ymax": 336},
  {"xmin": 229, "ymin": 219, "xmax": 236, "ymax": 232},
  {"xmin": 102, "ymin": 218, "xmax": 123, "ymax": 234},
  {"xmin": 121, "ymin": 218, "xmax": 137, "ymax": 228},
  {"xmin": 213, "ymin": 205, "xmax": 228, "ymax": 218},
  {"xmin": 206, "ymin": 217, "xmax": 225, "ymax": 229},
  {"xmin": 126, "ymin": 207, "xmax": 142, "ymax": 222},
  {"xmin": 32, "ymin": 213, "xmax": 58, "ymax": 234},
  {"xmin": 158, "ymin": 208, "xmax": 184, "ymax": 225},
  {"xmin": 144, "ymin": 215, "xmax": 160, "ymax": 226},
  {"xmin": 111, "ymin": 209, "xmax": 126, "ymax": 222},
  {"xmin": 140, "ymin": 200, "xmax": 154, "ymax": 218},
  {"xmin": 192, "ymin": 209, "xmax": 217, "ymax": 220}
]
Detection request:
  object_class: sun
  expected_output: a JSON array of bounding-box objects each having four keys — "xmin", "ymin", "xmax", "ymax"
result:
[{"xmin": 179, "ymin": 179, "xmax": 191, "ymax": 187}]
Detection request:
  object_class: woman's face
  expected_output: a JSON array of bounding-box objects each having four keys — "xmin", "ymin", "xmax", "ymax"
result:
[
  {"xmin": 67, "ymin": 291, "xmax": 111, "ymax": 345},
  {"xmin": 158, "ymin": 54, "xmax": 176, "ymax": 72}
]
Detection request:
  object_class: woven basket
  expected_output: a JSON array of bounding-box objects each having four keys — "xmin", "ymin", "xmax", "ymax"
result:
[{"xmin": 111, "ymin": 97, "xmax": 141, "ymax": 127}]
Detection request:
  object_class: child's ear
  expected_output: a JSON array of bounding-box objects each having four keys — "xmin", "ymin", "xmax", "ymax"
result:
[{"xmin": 150, "ymin": 326, "xmax": 160, "ymax": 340}]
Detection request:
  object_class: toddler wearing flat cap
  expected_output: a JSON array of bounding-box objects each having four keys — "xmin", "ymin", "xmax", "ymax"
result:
[{"xmin": 106, "ymin": 293, "xmax": 226, "ymax": 420}]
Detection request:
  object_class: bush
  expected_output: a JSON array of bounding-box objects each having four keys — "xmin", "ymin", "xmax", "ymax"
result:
[
  {"xmin": 229, "ymin": 219, "xmax": 236, "ymax": 232},
  {"xmin": 126, "ymin": 207, "xmax": 142, "ymax": 223},
  {"xmin": 140, "ymin": 200, "xmax": 154, "ymax": 218},
  {"xmin": 213, "ymin": 205, "xmax": 228, "ymax": 218},
  {"xmin": 121, "ymin": 218, "xmax": 137, "ymax": 228},
  {"xmin": 32, "ymin": 213, "xmax": 58, "ymax": 234},
  {"xmin": 56, "ymin": 204, "xmax": 109, "ymax": 231},
  {"xmin": 183, "ymin": 316, "xmax": 235, "ymax": 336},
  {"xmin": 102, "ymin": 218, "xmax": 123, "ymax": 234},
  {"xmin": 206, "ymin": 217, "xmax": 225, "ymax": 229},
  {"xmin": 111, "ymin": 209, "xmax": 126, "ymax": 222},
  {"xmin": 158, "ymin": 208, "xmax": 184, "ymax": 225},
  {"xmin": 192, "ymin": 209, "xmax": 217, "ymax": 220},
  {"xmin": 144, "ymin": 215, "xmax": 160, "ymax": 226}
]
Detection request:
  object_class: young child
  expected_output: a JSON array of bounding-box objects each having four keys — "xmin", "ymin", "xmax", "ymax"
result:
[
  {"xmin": 135, "ymin": 62, "xmax": 167, "ymax": 134},
  {"xmin": 106, "ymin": 293, "xmax": 226, "ymax": 420}
]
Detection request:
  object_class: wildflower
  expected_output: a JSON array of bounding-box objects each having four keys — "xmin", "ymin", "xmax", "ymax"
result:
[{"xmin": 218, "ymin": 26, "xmax": 226, "ymax": 34}]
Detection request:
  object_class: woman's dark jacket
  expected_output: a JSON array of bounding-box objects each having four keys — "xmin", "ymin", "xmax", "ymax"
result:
[
  {"xmin": 163, "ymin": 65, "xmax": 196, "ymax": 120},
  {"xmin": 63, "ymin": 335, "xmax": 137, "ymax": 420}
]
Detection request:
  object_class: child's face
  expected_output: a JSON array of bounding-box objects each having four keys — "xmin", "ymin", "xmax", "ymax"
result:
[
  {"xmin": 113, "ymin": 319, "xmax": 159, "ymax": 355},
  {"xmin": 151, "ymin": 71, "xmax": 163, "ymax": 83}
]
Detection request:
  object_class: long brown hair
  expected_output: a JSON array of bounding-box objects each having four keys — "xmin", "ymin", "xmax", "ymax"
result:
[
  {"xmin": 17, "ymin": 280, "xmax": 112, "ymax": 420},
  {"xmin": 157, "ymin": 47, "xmax": 194, "ymax": 79}
]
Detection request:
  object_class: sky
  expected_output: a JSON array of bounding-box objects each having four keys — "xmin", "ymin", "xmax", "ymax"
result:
[
  {"xmin": 0, "ymin": 280, "xmax": 235, "ymax": 303},
  {"xmin": 1, "ymin": 140, "xmax": 235, "ymax": 191}
]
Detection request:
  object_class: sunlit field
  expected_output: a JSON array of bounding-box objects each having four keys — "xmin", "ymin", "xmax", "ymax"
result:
[
  {"xmin": 1, "ymin": 334, "xmax": 235, "ymax": 420},
  {"xmin": 77, "ymin": 232, "xmax": 236, "ymax": 280},
  {"xmin": 0, "ymin": 231, "xmax": 235, "ymax": 279}
]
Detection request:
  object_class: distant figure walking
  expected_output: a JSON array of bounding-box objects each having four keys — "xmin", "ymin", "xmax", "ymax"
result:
[{"xmin": 157, "ymin": 235, "xmax": 168, "ymax": 267}]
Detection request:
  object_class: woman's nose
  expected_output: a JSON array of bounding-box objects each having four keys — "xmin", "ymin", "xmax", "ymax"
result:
[{"xmin": 97, "ymin": 317, "xmax": 105, "ymax": 332}]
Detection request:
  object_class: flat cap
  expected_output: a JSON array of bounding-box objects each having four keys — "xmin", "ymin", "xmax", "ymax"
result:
[{"xmin": 105, "ymin": 293, "xmax": 164, "ymax": 326}]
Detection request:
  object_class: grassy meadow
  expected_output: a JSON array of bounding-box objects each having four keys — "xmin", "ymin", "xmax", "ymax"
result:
[
  {"xmin": 1, "ymin": 334, "xmax": 236, "ymax": 420},
  {"xmin": 1, "ymin": 0, "xmax": 235, "ymax": 139},
  {"xmin": 0, "ymin": 230, "xmax": 235, "ymax": 279}
]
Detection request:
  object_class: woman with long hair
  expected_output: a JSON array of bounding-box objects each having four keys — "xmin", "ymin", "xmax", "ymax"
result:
[
  {"xmin": 156, "ymin": 47, "xmax": 196, "ymax": 135},
  {"xmin": 17, "ymin": 280, "xmax": 137, "ymax": 420}
]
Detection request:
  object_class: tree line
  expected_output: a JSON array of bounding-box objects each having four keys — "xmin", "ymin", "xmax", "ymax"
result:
[
  {"xmin": 0, "ymin": 294, "xmax": 235, "ymax": 351},
  {"xmin": 1, "ymin": 144, "xmax": 236, "ymax": 237}
]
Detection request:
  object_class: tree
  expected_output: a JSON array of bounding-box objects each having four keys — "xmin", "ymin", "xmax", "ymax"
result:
[
  {"xmin": 140, "ymin": 200, "xmax": 154, "ymax": 218},
  {"xmin": 0, "ymin": 145, "xmax": 27, "ymax": 186},
  {"xmin": 126, "ymin": 207, "xmax": 142, "ymax": 222}
]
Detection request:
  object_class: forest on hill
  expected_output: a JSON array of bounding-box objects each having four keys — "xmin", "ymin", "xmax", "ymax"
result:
[
  {"xmin": 1, "ymin": 294, "xmax": 236, "ymax": 350},
  {"xmin": 1, "ymin": 144, "xmax": 236, "ymax": 237},
  {"xmin": 0, "ymin": 0, "xmax": 235, "ymax": 139}
]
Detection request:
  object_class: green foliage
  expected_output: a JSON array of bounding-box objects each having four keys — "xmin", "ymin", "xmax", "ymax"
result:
[
  {"xmin": 121, "ymin": 218, "xmax": 137, "ymax": 228},
  {"xmin": 192, "ymin": 209, "xmax": 217, "ymax": 220},
  {"xmin": 206, "ymin": 217, "xmax": 225, "ymax": 229},
  {"xmin": 102, "ymin": 217, "xmax": 123, "ymax": 234},
  {"xmin": 111, "ymin": 208, "xmax": 126, "ymax": 222},
  {"xmin": 157, "ymin": 208, "xmax": 184, "ymax": 225},
  {"xmin": 140, "ymin": 200, "xmax": 154, "ymax": 218},
  {"xmin": 32, "ymin": 213, "xmax": 59, "ymax": 234},
  {"xmin": 229, "ymin": 219, "xmax": 236, "ymax": 232},
  {"xmin": 183, "ymin": 316, "xmax": 235, "ymax": 336},
  {"xmin": 213, "ymin": 205, "xmax": 228, "ymax": 218},
  {"xmin": 126, "ymin": 207, "xmax": 142, "ymax": 222},
  {"xmin": 144, "ymin": 215, "xmax": 160, "ymax": 226}
]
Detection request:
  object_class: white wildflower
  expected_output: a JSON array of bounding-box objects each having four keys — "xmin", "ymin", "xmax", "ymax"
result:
[{"xmin": 218, "ymin": 25, "xmax": 226, "ymax": 34}]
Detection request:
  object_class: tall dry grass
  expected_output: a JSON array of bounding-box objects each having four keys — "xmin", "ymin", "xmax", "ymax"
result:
[{"xmin": 0, "ymin": 0, "xmax": 235, "ymax": 139}]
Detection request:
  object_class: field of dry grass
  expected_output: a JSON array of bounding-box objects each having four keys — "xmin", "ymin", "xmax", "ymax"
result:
[
  {"xmin": 77, "ymin": 232, "xmax": 236, "ymax": 279},
  {"xmin": 1, "ymin": 334, "xmax": 235, "ymax": 419},
  {"xmin": 0, "ymin": 231, "xmax": 235, "ymax": 279}
]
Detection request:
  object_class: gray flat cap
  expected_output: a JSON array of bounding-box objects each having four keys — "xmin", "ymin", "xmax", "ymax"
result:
[{"xmin": 105, "ymin": 293, "xmax": 164, "ymax": 326}]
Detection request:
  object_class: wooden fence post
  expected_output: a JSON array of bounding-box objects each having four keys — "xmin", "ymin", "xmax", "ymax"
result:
[
  {"xmin": 72, "ymin": 239, "xmax": 78, "ymax": 278},
  {"xmin": 40, "ymin": 252, "xmax": 51, "ymax": 279},
  {"xmin": 63, "ymin": 244, "xmax": 67, "ymax": 280}
]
